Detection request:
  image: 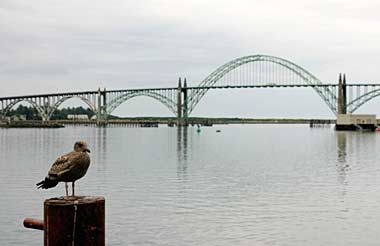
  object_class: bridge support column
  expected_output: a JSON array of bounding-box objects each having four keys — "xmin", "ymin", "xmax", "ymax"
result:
[
  {"xmin": 97, "ymin": 88, "xmax": 101, "ymax": 125},
  {"xmin": 41, "ymin": 96, "xmax": 51, "ymax": 121},
  {"xmin": 102, "ymin": 88, "xmax": 107, "ymax": 124},
  {"xmin": 338, "ymin": 73, "xmax": 347, "ymax": 114},
  {"xmin": 97, "ymin": 88, "xmax": 108, "ymax": 126},
  {"xmin": 0, "ymin": 100, "xmax": 4, "ymax": 121},
  {"xmin": 177, "ymin": 78, "xmax": 183, "ymax": 126},
  {"xmin": 343, "ymin": 74, "xmax": 347, "ymax": 114},
  {"xmin": 176, "ymin": 77, "xmax": 189, "ymax": 127},
  {"xmin": 182, "ymin": 78, "xmax": 188, "ymax": 126}
]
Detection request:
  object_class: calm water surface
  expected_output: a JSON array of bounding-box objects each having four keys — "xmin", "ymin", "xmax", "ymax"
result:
[{"xmin": 1, "ymin": 125, "xmax": 380, "ymax": 245}]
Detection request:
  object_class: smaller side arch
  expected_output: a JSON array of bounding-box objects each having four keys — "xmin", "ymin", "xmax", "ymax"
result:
[
  {"xmin": 107, "ymin": 91, "xmax": 177, "ymax": 116},
  {"xmin": 47, "ymin": 96, "xmax": 97, "ymax": 120},
  {"xmin": 3, "ymin": 99, "xmax": 47, "ymax": 120}
]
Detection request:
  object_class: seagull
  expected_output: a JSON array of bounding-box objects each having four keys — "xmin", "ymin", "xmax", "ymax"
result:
[{"xmin": 36, "ymin": 141, "xmax": 91, "ymax": 196}]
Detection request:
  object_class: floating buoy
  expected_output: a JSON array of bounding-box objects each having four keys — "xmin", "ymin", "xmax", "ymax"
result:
[{"xmin": 197, "ymin": 124, "xmax": 201, "ymax": 133}]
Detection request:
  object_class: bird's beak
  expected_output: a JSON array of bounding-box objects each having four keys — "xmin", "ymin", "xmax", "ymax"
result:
[{"xmin": 85, "ymin": 148, "xmax": 91, "ymax": 153}]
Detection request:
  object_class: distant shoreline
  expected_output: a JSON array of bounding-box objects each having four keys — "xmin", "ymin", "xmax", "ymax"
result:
[{"xmin": 0, "ymin": 118, "xmax": 336, "ymax": 127}]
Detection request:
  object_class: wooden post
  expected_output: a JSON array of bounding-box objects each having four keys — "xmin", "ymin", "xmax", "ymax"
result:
[{"xmin": 44, "ymin": 196, "xmax": 105, "ymax": 246}]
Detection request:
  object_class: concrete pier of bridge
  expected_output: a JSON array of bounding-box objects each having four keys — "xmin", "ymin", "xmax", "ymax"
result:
[
  {"xmin": 337, "ymin": 73, "xmax": 347, "ymax": 115},
  {"xmin": 176, "ymin": 77, "xmax": 189, "ymax": 127},
  {"xmin": 96, "ymin": 88, "xmax": 108, "ymax": 126}
]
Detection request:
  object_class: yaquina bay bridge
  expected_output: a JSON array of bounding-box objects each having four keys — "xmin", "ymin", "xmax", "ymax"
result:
[{"xmin": 0, "ymin": 54, "xmax": 379, "ymax": 125}]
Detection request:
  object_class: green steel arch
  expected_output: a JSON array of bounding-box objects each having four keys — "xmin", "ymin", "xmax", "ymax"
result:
[
  {"xmin": 2, "ymin": 99, "xmax": 47, "ymax": 120},
  {"xmin": 188, "ymin": 55, "xmax": 337, "ymax": 115},
  {"xmin": 46, "ymin": 96, "xmax": 97, "ymax": 120},
  {"xmin": 348, "ymin": 88, "xmax": 380, "ymax": 113},
  {"xmin": 107, "ymin": 91, "xmax": 177, "ymax": 115}
]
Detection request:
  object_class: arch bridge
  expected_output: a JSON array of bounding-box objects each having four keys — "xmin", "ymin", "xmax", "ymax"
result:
[{"xmin": 1, "ymin": 55, "xmax": 379, "ymax": 124}]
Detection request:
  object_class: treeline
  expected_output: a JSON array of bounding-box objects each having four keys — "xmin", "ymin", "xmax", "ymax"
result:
[
  {"xmin": 5, "ymin": 105, "xmax": 97, "ymax": 120},
  {"xmin": 50, "ymin": 106, "xmax": 95, "ymax": 120},
  {"xmin": 6, "ymin": 105, "xmax": 40, "ymax": 120}
]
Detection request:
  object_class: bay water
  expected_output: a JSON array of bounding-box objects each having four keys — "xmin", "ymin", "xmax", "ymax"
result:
[{"xmin": 1, "ymin": 124, "xmax": 380, "ymax": 245}]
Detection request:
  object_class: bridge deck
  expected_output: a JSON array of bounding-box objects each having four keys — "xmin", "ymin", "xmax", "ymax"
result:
[{"xmin": 2, "ymin": 83, "xmax": 379, "ymax": 100}]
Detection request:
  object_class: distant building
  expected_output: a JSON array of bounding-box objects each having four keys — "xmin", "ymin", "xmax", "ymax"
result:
[
  {"xmin": 67, "ymin": 114, "xmax": 89, "ymax": 120},
  {"xmin": 10, "ymin": 115, "xmax": 27, "ymax": 121}
]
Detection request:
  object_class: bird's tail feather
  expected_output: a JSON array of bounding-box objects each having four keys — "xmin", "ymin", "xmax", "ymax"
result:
[{"xmin": 36, "ymin": 177, "xmax": 58, "ymax": 189}]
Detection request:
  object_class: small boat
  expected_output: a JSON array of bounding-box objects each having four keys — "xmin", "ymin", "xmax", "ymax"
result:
[{"xmin": 216, "ymin": 130, "xmax": 221, "ymax": 133}]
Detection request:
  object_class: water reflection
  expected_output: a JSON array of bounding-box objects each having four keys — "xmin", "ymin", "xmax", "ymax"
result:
[
  {"xmin": 95, "ymin": 127, "xmax": 107, "ymax": 163},
  {"xmin": 94, "ymin": 127, "xmax": 107, "ymax": 182},
  {"xmin": 336, "ymin": 132, "xmax": 350, "ymax": 186},
  {"xmin": 337, "ymin": 132, "xmax": 347, "ymax": 163},
  {"xmin": 176, "ymin": 127, "xmax": 188, "ymax": 179}
]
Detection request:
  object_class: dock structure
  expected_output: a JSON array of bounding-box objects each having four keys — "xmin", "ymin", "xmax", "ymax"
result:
[{"xmin": 335, "ymin": 114, "xmax": 377, "ymax": 131}]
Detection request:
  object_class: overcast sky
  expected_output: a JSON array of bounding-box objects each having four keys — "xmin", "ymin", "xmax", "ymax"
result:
[{"xmin": 1, "ymin": 0, "xmax": 380, "ymax": 118}]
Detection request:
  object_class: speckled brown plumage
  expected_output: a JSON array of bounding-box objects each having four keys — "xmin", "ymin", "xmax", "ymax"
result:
[{"xmin": 37, "ymin": 141, "xmax": 91, "ymax": 196}]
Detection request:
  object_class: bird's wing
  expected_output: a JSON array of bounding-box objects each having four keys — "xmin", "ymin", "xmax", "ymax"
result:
[{"xmin": 48, "ymin": 151, "xmax": 81, "ymax": 176}]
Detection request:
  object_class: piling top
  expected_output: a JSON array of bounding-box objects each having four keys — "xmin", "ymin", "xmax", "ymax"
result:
[
  {"xmin": 44, "ymin": 196, "xmax": 105, "ymax": 246},
  {"xmin": 45, "ymin": 196, "xmax": 105, "ymax": 206}
]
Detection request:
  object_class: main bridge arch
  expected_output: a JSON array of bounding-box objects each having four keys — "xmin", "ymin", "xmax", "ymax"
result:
[
  {"xmin": 188, "ymin": 55, "xmax": 337, "ymax": 115},
  {"xmin": 106, "ymin": 90, "xmax": 177, "ymax": 116},
  {"xmin": 348, "ymin": 87, "xmax": 380, "ymax": 113}
]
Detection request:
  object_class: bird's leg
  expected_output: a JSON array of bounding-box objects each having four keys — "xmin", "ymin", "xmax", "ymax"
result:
[
  {"xmin": 72, "ymin": 182, "xmax": 75, "ymax": 197},
  {"xmin": 65, "ymin": 182, "xmax": 68, "ymax": 197}
]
